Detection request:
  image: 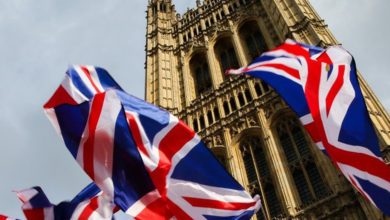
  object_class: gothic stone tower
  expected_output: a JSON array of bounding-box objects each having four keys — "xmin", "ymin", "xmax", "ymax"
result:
[{"xmin": 144, "ymin": 0, "xmax": 390, "ymax": 219}]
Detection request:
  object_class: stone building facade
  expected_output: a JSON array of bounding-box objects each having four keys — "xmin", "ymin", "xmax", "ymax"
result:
[{"xmin": 144, "ymin": 0, "xmax": 390, "ymax": 219}]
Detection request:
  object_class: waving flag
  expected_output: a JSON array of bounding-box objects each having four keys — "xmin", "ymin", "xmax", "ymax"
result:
[
  {"xmin": 14, "ymin": 183, "xmax": 115, "ymax": 220},
  {"xmin": 44, "ymin": 66, "xmax": 260, "ymax": 219},
  {"xmin": 0, "ymin": 215, "xmax": 18, "ymax": 220},
  {"xmin": 227, "ymin": 39, "xmax": 390, "ymax": 216}
]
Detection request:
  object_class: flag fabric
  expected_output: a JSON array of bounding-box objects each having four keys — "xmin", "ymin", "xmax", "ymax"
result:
[
  {"xmin": 14, "ymin": 183, "xmax": 115, "ymax": 220},
  {"xmin": 227, "ymin": 39, "xmax": 390, "ymax": 216},
  {"xmin": 0, "ymin": 215, "xmax": 18, "ymax": 220},
  {"xmin": 43, "ymin": 66, "xmax": 261, "ymax": 219}
]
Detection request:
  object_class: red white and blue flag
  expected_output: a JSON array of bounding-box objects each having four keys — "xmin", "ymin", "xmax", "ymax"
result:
[
  {"xmin": 14, "ymin": 183, "xmax": 115, "ymax": 220},
  {"xmin": 0, "ymin": 215, "xmax": 18, "ymax": 220},
  {"xmin": 43, "ymin": 66, "xmax": 260, "ymax": 219},
  {"xmin": 227, "ymin": 39, "xmax": 390, "ymax": 216}
]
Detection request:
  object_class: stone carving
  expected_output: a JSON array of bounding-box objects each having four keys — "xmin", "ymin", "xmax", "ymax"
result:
[
  {"xmin": 204, "ymin": 136, "xmax": 212, "ymax": 148},
  {"xmin": 248, "ymin": 115, "xmax": 258, "ymax": 127},
  {"xmin": 230, "ymin": 126, "xmax": 238, "ymax": 136},
  {"xmin": 215, "ymin": 135, "xmax": 223, "ymax": 145}
]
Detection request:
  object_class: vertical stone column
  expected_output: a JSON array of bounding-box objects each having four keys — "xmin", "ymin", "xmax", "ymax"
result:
[
  {"xmin": 181, "ymin": 56, "xmax": 192, "ymax": 105},
  {"xmin": 256, "ymin": 107, "xmax": 300, "ymax": 216},
  {"xmin": 246, "ymin": 79, "xmax": 258, "ymax": 101},
  {"xmin": 231, "ymin": 28, "xmax": 249, "ymax": 66},
  {"xmin": 206, "ymin": 41, "xmax": 222, "ymax": 88},
  {"xmin": 222, "ymin": 127, "xmax": 246, "ymax": 186}
]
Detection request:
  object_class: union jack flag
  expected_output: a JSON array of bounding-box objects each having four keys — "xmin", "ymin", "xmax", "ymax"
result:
[
  {"xmin": 227, "ymin": 39, "xmax": 390, "ymax": 216},
  {"xmin": 44, "ymin": 66, "xmax": 260, "ymax": 219},
  {"xmin": 0, "ymin": 215, "xmax": 18, "ymax": 220},
  {"xmin": 14, "ymin": 183, "xmax": 115, "ymax": 220}
]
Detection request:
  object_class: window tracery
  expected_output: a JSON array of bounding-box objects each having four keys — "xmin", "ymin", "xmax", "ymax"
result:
[
  {"xmin": 275, "ymin": 117, "xmax": 328, "ymax": 205},
  {"xmin": 239, "ymin": 136, "xmax": 283, "ymax": 219}
]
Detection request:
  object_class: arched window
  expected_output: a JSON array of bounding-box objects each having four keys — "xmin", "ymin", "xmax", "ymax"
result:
[
  {"xmin": 228, "ymin": 6, "xmax": 233, "ymax": 13},
  {"xmin": 199, "ymin": 116, "xmax": 205, "ymax": 130},
  {"xmin": 240, "ymin": 136, "xmax": 283, "ymax": 219},
  {"xmin": 162, "ymin": 4, "xmax": 167, "ymax": 12},
  {"xmin": 215, "ymin": 37, "xmax": 239, "ymax": 79},
  {"xmin": 152, "ymin": 5, "xmax": 157, "ymax": 15},
  {"xmin": 193, "ymin": 119, "xmax": 199, "ymax": 132},
  {"xmin": 245, "ymin": 89, "xmax": 253, "ymax": 102},
  {"xmin": 275, "ymin": 117, "xmax": 328, "ymax": 205},
  {"xmin": 239, "ymin": 21, "xmax": 268, "ymax": 60},
  {"xmin": 238, "ymin": 92, "xmax": 245, "ymax": 106},
  {"xmin": 190, "ymin": 54, "xmax": 213, "ymax": 96},
  {"xmin": 255, "ymin": 83, "xmax": 263, "ymax": 97},
  {"xmin": 223, "ymin": 101, "xmax": 230, "ymax": 115},
  {"xmin": 261, "ymin": 81, "xmax": 269, "ymax": 92},
  {"xmin": 230, "ymin": 97, "xmax": 237, "ymax": 111},
  {"xmin": 207, "ymin": 110, "xmax": 214, "ymax": 125},
  {"xmin": 214, "ymin": 107, "xmax": 220, "ymax": 120}
]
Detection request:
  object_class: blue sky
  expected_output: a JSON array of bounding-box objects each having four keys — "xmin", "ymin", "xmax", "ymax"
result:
[{"xmin": 0, "ymin": 0, "xmax": 388, "ymax": 219}]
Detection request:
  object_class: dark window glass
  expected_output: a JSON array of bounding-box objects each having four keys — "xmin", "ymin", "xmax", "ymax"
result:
[
  {"xmin": 306, "ymin": 163, "xmax": 327, "ymax": 197},
  {"xmin": 230, "ymin": 97, "xmax": 237, "ymax": 111},
  {"xmin": 240, "ymin": 136, "xmax": 283, "ymax": 218},
  {"xmin": 245, "ymin": 89, "xmax": 253, "ymax": 102},
  {"xmin": 253, "ymin": 147, "xmax": 269, "ymax": 177},
  {"xmin": 207, "ymin": 111, "xmax": 213, "ymax": 125},
  {"xmin": 255, "ymin": 83, "xmax": 262, "ymax": 96},
  {"xmin": 219, "ymin": 47, "xmax": 239, "ymax": 73},
  {"xmin": 292, "ymin": 126, "xmax": 310, "ymax": 157},
  {"xmin": 220, "ymin": 51, "xmax": 229, "ymax": 73},
  {"xmin": 223, "ymin": 101, "xmax": 230, "ymax": 115},
  {"xmin": 245, "ymin": 36, "xmax": 258, "ymax": 60},
  {"xmin": 238, "ymin": 92, "xmax": 245, "ymax": 106},
  {"xmin": 279, "ymin": 131, "xmax": 297, "ymax": 163},
  {"xmin": 228, "ymin": 48, "xmax": 239, "ymax": 68},
  {"xmin": 243, "ymin": 152, "xmax": 257, "ymax": 183},
  {"xmin": 254, "ymin": 31, "xmax": 268, "ymax": 54},
  {"xmin": 194, "ymin": 62, "xmax": 212, "ymax": 95},
  {"xmin": 265, "ymin": 184, "xmax": 282, "ymax": 217},
  {"xmin": 193, "ymin": 119, "xmax": 198, "ymax": 132},
  {"xmin": 276, "ymin": 117, "xmax": 328, "ymax": 206},
  {"xmin": 261, "ymin": 81, "xmax": 269, "ymax": 92},
  {"xmin": 293, "ymin": 169, "xmax": 313, "ymax": 203},
  {"xmin": 214, "ymin": 107, "xmax": 220, "ymax": 120},
  {"xmin": 199, "ymin": 116, "xmax": 205, "ymax": 129},
  {"xmin": 243, "ymin": 27, "xmax": 268, "ymax": 60}
]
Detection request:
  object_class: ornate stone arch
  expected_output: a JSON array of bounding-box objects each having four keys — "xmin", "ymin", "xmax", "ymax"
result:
[
  {"xmin": 269, "ymin": 107, "xmax": 295, "ymax": 129},
  {"xmin": 212, "ymin": 34, "xmax": 240, "ymax": 82},
  {"xmin": 187, "ymin": 49, "xmax": 212, "ymax": 97}
]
